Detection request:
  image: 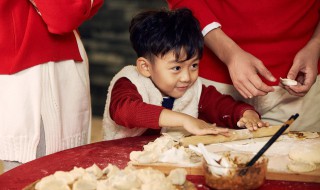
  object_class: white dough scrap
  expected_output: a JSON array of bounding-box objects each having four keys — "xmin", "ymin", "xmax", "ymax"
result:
[{"xmin": 158, "ymin": 147, "xmax": 191, "ymax": 164}]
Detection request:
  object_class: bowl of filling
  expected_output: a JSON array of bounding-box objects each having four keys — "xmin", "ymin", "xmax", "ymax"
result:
[{"xmin": 202, "ymin": 151, "xmax": 268, "ymax": 190}]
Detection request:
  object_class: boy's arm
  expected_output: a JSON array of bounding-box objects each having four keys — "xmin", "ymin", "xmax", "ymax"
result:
[
  {"xmin": 110, "ymin": 78, "xmax": 163, "ymax": 129},
  {"xmin": 110, "ymin": 78, "xmax": 228, "ymax": 136},
  {"xmin": 159, "ymin": 109, "xmax": 229, "ymax": 136},
  {"xmin": 198, "ymin": 84, "xmax": 258, "ymax": 128}
]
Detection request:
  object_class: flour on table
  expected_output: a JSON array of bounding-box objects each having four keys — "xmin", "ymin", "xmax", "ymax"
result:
[
  {"xmin": 206, "ymin": 134, "xmax": 320, "ymax": 173},
  {"xmin": 206, "ymin": 135, "xmax": 294, "ymax": 157},
  {"xmin": 288, "ymin": 131, "xmax": 319, "ymax": 140}
]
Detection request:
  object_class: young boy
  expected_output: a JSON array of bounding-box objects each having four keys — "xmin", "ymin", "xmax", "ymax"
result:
[{"xmin": 103, "ymin": 8, "xmax": 268, "ymax": 140}]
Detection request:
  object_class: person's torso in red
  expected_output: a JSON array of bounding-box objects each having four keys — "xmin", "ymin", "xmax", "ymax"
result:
[
  {"xmin": 0, "ymin": 0, "xmax": 103, "ymax": 74},
  {"xmin": 169, "ymin": 0, "xmax": 320, "ymax": 85}
]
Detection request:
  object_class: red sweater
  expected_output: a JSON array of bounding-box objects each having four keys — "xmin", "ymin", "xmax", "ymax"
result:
[
  {"xmin": 168, "ymin": 0, "xmax": 320, "ymax": 85},
  {"xmin": 109, "ymin": 78, "xmax": 256, "ymax": 132},
  {"xmin": 0, "ymin": 0, "xmax": 103, "ymax": 74}
]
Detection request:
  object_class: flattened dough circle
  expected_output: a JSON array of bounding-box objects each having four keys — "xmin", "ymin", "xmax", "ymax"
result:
[
  {"xmin": 288, "ymin": 143, "xmax": 320, "ymax": 163},
  {"xmin": 287, "ymin": 160, "xmax": 317, "ymax": 173}
]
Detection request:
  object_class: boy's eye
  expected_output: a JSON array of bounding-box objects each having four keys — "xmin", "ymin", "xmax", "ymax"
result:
[
  {"xmin": 172, "ymin": 66, "xmax": 181, "ymax": 71},
  {"xmin": 191, "ymin": 63, "xmax": 199, "ymax": 69}
]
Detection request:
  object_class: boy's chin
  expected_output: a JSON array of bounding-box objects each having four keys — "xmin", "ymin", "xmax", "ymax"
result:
[{"xmin": 170, "ymin": 94, "xmax": 184, "ymax": 99}]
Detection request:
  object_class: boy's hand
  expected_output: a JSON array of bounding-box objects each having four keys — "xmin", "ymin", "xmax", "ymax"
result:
[
  {"xmin": 159, "ymin": 109, "xmax": 229, "ymax": 136},
  {"xmin": 237, "ymin": 110, "xmax": 269, "ymax": 131},
  {"xmin": 183, "ymin": 117, "xmax": 229, "ymax": 136}
]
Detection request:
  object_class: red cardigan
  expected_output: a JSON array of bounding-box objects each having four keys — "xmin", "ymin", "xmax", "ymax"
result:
[
  {"xmin": 109, "ymin": 78, "xmax": 256, "ymax": 131},
  {"xmin": 0, "ymin": 0, "xmax": 103, "ymax": 74},
  {"xmin": 168, "ymin": 0, "xmax": 320, "ymax": 85}
]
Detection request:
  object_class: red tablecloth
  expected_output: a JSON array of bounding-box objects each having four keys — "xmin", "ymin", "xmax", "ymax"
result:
[{"xmin": 0, "ymin": 135, "xmax": 319, "ymax": 190}]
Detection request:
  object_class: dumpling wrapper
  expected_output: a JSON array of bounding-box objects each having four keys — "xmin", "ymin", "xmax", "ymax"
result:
[
  {"xmin": 280, "ymin": 78, "xmax": 298, "ymax": 86},
  {"xmin": 287, "ymin": 160, "xmax": 316, "ymax": 173},
  {"xmin": 289, "ymin": 142, "xmax": 320, "ymax": 163}
]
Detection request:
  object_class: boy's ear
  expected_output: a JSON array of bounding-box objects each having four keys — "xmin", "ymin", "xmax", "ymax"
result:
[{"xmin": 136, "ymin": 57, "xmax": 151, "ymax": 77}]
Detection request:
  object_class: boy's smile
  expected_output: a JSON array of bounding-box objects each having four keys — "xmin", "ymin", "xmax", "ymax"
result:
[{"xmin": 147, "ymin": 50, "xmax": 199, "ymax": 98}]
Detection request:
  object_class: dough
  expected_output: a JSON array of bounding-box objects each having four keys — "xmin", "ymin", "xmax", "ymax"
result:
[
  {"xmin": 167, "ymin": 168, "xmax": 187, "ymax": 185},
  {"xmin": 85, "ymin": 164, "xmax": 103, "ymax": 179},
  {"xmin": 280, "ymin": 78, "xmax": 298, "ymax": 86},
  {"xmin": 288, "ymin": 143, "xmax": 320, "ymax": 163},
  {"xmin": 73, "ymin": 179, "xmax": 96, "ymax": 190},
  {"xmin": 130, "ymin": 135, "xmax": 195, "ymax": 165},
  {"xmin": 34, "ymin": 177, "xmax": 70, "ymax": 190},
  {"xmin": 287, "ymin": 160, "xmax": 317, "ymax": 173},
  {"xmin": 27, "ymin": 164, "xmax": 194, "ymax": 190}
]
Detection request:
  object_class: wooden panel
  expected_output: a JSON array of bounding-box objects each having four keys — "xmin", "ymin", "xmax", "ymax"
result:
[
  {"xmin": 267, "ymin": 171, "xmax": 320, "ymax": 183},
  {"xmin": 131, "ymin": 162, "xmax": 320, "ymax": 183}
]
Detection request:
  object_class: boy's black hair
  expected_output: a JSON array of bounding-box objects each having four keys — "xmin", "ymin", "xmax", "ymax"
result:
[{"xmin": 129, "ymin": 8, "xmax": 204, "ymax": 63}]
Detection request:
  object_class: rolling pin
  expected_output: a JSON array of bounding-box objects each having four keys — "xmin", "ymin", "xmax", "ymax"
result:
[{"xmin": 180, "ymin": 125, "xmax": 287, "ymax": 146}]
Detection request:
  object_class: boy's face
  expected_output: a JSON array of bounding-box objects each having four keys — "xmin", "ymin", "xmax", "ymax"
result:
[{"xmin": 148, "ymin": 51, "xmax": 199, "ymax": 98}]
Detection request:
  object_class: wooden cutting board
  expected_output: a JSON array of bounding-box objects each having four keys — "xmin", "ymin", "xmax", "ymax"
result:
[
  {"xmin": 132, "ymin": 133, "xmax": 320, "ymax": 183},
  {"xmin": 132, "ymin": 162, "xmax": 320, "ymax": 183}
]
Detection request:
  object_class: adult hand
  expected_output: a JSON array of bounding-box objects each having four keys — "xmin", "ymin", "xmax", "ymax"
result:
[
  {"xmin": 227, "ymin": 49, "xmax": 276, "ymax": 98},
  {"xmin": 283, "ymin": 41, "xmax": 319, "ymax": 97},
  {"xmin": 204, "ymin": 29, "xmax": 276, "ymax": 99}
]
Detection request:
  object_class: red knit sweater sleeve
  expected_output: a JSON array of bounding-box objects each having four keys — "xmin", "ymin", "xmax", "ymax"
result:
[
  {"xmin": 167, "ymin": 0, "xmax": 218, "ymax": 30},
  {"xmin": 32, "ymin": 0, "xmax": 104, "ymax": 34},
  {"xmin": 109, "ymin": 78, "xmax": 164, "ymax": 129},
  {"xmin": 198, "ymin": 85, "xmax": 258, "ymax": 129}
]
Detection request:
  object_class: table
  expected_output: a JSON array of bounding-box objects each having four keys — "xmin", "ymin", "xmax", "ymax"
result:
[{"xmin": 0, "ymin": 135, "xmax": 319, "ymax": 189}]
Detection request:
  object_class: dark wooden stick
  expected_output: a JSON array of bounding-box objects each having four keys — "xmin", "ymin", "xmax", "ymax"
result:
[{"xmin": 239, "ymin": 113, "xmax": 299, "ymax": 175}]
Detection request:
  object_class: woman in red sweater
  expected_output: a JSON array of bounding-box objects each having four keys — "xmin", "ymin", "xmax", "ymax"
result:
[
  {"xmin": 167, "ymin": 0, "xmax": 320, "ymax": 132},
  {"xmin": 0, "ymin": 0, "xmax": 103, "ymax": 172}
]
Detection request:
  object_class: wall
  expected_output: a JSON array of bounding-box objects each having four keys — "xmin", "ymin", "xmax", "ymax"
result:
[{"xmin": 79, "ymin": 0, "xmax": 167, "ymax": 116}]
